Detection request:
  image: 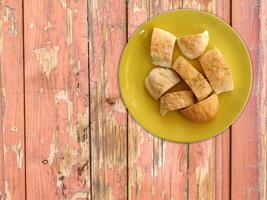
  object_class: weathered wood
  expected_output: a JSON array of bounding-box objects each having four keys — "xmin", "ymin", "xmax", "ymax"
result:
[
  {"xmin": 88, "ymin": 0, "xmax": 128, "ymax": 199},
  {"xmin": 231, "ymin": 0, "xmax": 266, "ymax": 199},
  {"xmin": 181, "ymin": 1, "xmax": 231, "ymax": 199},
  {"xmin": 215, "ymin": 1, "xmax": 231, "ymax": 200},
  {"xmin": 127, "ymin": 1, "xmax": 188, "ymax": 200},
  {"xmin": 24, "ymin": 0, "xmax": 90, "ymax": 199},
  {"xmin": 0, "ymin": 0, "xmax": 25, "ymax": 199},
  {"xmin": 259, "ymin": 1, "xmax": 267, "ymax": 199}
]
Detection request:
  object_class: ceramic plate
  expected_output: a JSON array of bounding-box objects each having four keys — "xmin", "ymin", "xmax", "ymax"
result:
[{"xmin": 119, "ymin": 9, "xmax": 252, "ymax": 143}]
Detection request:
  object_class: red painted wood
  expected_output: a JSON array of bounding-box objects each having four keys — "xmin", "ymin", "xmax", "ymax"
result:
[
  {"xmin": 215, "ymin": 1, "xmax": 231, "ymax": 199},
  {"xmin": 127, "ymin": 1, "xmax": 187, "ymax": 200},
  {"xmin": 231, "ymin": 0, "xmax": 266, "ymax": 199},
  {"xmin": 88, "ymin": 0, "xmax": 128, "ymax": 199},
  {"xmin": 24, "ymin": 0, "xmax": 89, "ymax": 199},
  {"xmin": 0, "ymin": 0, "xmax": 25, "ymax": 199}
]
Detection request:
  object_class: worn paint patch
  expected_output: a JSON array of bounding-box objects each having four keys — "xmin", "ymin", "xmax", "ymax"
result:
[
  {"xmin": 66, "ymin": 8, "xmax": 73, "ymax": 45},
  {"xmin": 10, "ymin": 126, "xmax": 18, "ymax": 133},
  {"xmin": 3, "ymin": 6, "xmax": 18, "ymax": 36},
  {"xmin": 70, "ymin": 192, "xmax": 88, "ymax": 200},
  {"xmin": 70, "ymin": 58, "xmax": 81, "ymax": 74},
  {"xmin": 4, "ymin": 181, "xmax": 11, "ymax": 200},
  {"xmin": 34, "ymin": 46, "xmax": 59, "ymax": 78},
  {"xmin": 30, "ymin": 22, "xmax": 34, "ymax": 29},
  {"xmin": 55, "ymin": 90, "xmax": 75, "ymax": 137},
  {"xmin": 4, "ymin": 144, "xmax": 8, "ymax": 154},
  {"xmin": 57, "ymin": 148, "xmax": 77, "ymax": 189},
  {"xmin": 11, "ymin": 142, "xmax": 23, "ymax": 169},
  {"xmin": 45, "ymin": 21, "xmax": 52, "ymax": 31},
  {"xmin": 47, "ymin": 128, "xmax": 59, "ymax": 165},
  {"xmin": 60, "ymin": 0, "xmax": 67, "ymax": 8}
]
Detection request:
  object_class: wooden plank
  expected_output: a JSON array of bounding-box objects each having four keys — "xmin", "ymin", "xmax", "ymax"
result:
[
  {"xmin": 0, "ymin": 0, "xmax": 25, "ymax": 199},
  {"xmin": 88, "ymin": 0, "xmax": 128, "ymax": 199},
  {"xmin": 24, "ymin": 0, "xmax": 90, "ymax": 199},
  {"xmin": 183, "ymin": 1, "xmax": 215, "ymax": 200},
  {"xmin": 183, "ymin": 1, "xmax": 231, "ymax": 200},
  {"xmin": 259, "ymin": 1, "xmax": 267, "ymax": 199},
  {"xmin": 127, "ymin": 1, "xmax": 188, "ymax": 200},
  {"xmin": 215, "ymin": 1, "xmax": 231, "ymax": 200},
  {"xmin": 231, "ymin": 0, "xmax": 266, "ymax": 199}
]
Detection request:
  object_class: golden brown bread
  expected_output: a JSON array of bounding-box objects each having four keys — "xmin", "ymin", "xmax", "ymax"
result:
[
  {"xmin": 145, "ymin": 67, "xmax": 181, "ymax": 100},
  {"xmin": 199, "ymin": 47, "xmax": 234, "ymax": 94},
  {"xmin": 177, "ymin": 31, "xmax": 209, "ymax": 59},
  {"xmin": 180, "ymin": 93, "xmax": 219, "ymax": 122},
  {"xmin": 160, "ymin": 90, "xmax": 194, "ymax": 116},
  {"xmin": 150, "ymin": 28, "xmax": 176, "ymax": 68},
  {"xmin": 172, "ymin": 57, "xmax": 213, "ymax": 101}
]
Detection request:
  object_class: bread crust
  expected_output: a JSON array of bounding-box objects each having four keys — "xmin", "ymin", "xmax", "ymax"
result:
[
  {"xmin": 199, "ymin": 47, "xmax": 234, "ymax": 94},
  {"xmin": 145, "ymin": 67, "xmax": 181, "ymax": 100},
  {"xmin": 151, "ymin": 28, "xmax": 176, "ymax": 68},
  {"xmin": 180, "ymin": 94, "xmax": 219, "ymax": 122},
  {"xmin": 177, "ymin": 31, "xmax": 209, "ymax": 59}
]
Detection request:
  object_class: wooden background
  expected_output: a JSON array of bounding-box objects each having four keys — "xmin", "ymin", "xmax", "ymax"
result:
[{"xmin": 0, "ymin": 0, "xmax": 266, "ymax": 199}]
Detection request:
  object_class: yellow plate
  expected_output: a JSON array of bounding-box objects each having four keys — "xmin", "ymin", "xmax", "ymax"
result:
[{"xmin": 119, "ymin": 9, "xmax": 252, "ymax": 143}]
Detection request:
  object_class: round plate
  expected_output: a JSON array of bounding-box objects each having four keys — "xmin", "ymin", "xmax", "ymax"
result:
[{"xmin": 119, "ymin": 9, "xmax": 252, "ymax": 143}]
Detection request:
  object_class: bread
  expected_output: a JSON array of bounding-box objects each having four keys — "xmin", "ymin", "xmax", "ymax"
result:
[
  {"xmin": 199, "ymin": 48, "xmax": 234, "ymax": 94},
  {"xmin": 145, "ymin": 67, "xmax": 181, "ymax": 100},
  {"xmin": 160, "ymin": 90, "xmax": 194, "ymax": 116},
  {"xmin": 150, "ymin": 28, "xmax": 176, "ymax": 68},
  {"xmin": 172, "ymin": 56, "xmax": 213, "ymax": 101},
  {"xmin": 177, "ymin": 30, "xmax": 209, "ymax": 59},
  {"xmin": 180, "ymin": 94, "xmax": 219, "ymax": 122}
]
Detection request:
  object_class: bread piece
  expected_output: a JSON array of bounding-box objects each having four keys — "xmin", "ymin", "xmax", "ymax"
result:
[
  {"xmin": 145, "ymin": 67, "xmax": 181, "ymax": 100},
  {"xmin": 177, "ymin": 31, "xmax": 209, "ymax": 59},
  {"xmin": 180, "ymin": 93, "xmax": 219, "ymax": 122},
  {"xmin": 199, "ymin": 48, "xmax": 234, "ymax": 94},
  {"xmin": 150, "ymin": 28, "xmax": 176, "ymax": 68},
  {"xmin": 160, "ymin": 90, "xmax": 194, "ymax": 116},
  {"xmin": 172, "ymin": 57, "xmax": 213, "ymax": 101}
]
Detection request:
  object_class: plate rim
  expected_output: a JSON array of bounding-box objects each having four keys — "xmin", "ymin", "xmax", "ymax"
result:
[{"xmin": 118, "ymin": 9, "xmax": 253, "ymax": 143}]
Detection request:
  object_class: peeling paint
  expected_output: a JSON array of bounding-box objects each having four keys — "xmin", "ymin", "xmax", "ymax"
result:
[
  {"xmin": 60, "ymin": 0, "xmax": 67, "ymax": 8},
  {"xmin": 70, "ymin": 58, "xmax": 81, "ymax": 74},
  {"xmin": 12, "ymin": 142, "xmax": 23, "ymax": 169},
  {"xmin": 66, "ymin": 8, "xmax": 73, "ymax": 45},
  {"xmin": 77, "ymin": 110, "xmax": 90, "ymax": 187},
  {"xmin": 47, "ymin": 128, "xmax": 59, "ymax": 165},
  {"xmin": 45, "ymin": 21, "xmax": 52, "ymax": 31},
  {"xmin": 5, "ymin": 181, "xmax": 11, "ymax": 200},
  {"xmin": 76, "ymin": 111, "xmax": 89, "ymax": 144},
  {"xmin": 55, "ymin": 90, "xmax": 75, "ymax": 137},
  {"xmin": 60, "ymin": 148, "xmax": 77, "ymax": 177},
  {"xmin": 70, "ymin": 192, "xmax": 88, "ymax": 200},
  {"xmin": 11, "ymin": 126, "xmax": 18, "ymax": 133},
  {"xmin": 34, "ymin": 46, "xmax": 59, "ymax": 78},
  {"xmin": 57, "ymin": 148, "xmax": 77, "ymax": 189},
  {"xmin": 3, "ymin": 6, "xmax": 18, "ymax": 36}
]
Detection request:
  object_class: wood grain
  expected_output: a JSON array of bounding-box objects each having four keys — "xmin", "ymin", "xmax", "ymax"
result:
[
  {"xmin": 24, "ymin": 0, "xmax": 90, "ymax": 199},
  {"xmin": 127, "ymin": 1, "xmax": 188, "ymax": 200},
  {"xmin": 182, "ymin": 1, "xmax": 228, "ymax": 200},
  {"xmin": 215, "ymin": 1, "xmax": 231, "ymax": 199},
  {"xmin": 231, "ymin": 0, "xmax": 266, "ymax": 199},
  {"xmin": 88, "ymin": 0, "xmax": 128, "ymax": 199},
  {"xmin": 0, "ymin": 0, "xmax": 25, "ymax": 199}
]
